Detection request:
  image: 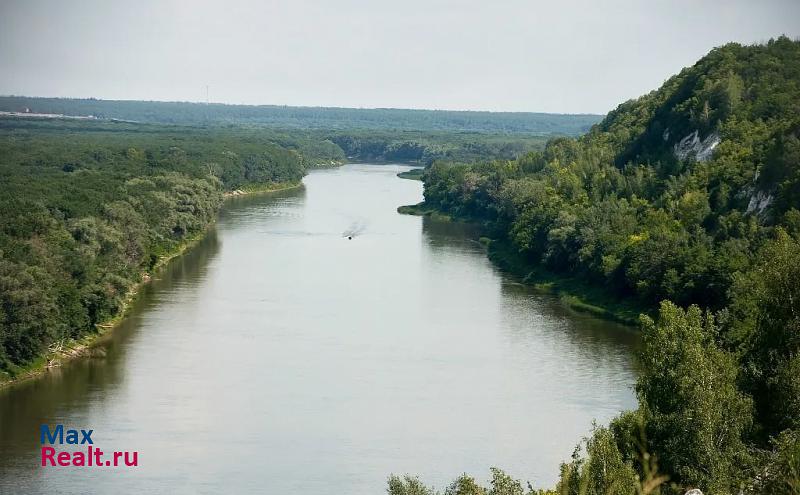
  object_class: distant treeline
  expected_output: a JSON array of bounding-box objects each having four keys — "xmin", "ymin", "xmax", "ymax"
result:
[
  {"xmin": 1, "ymin": 117, "xmax": 551, "ymax": 166},
  {"xmin": 326, "ymin": 130, "xmax": 549, "ymax": 164},
  {"xmin": 0, "ymin": 96, "xmax": 601, "ymax": 135}
]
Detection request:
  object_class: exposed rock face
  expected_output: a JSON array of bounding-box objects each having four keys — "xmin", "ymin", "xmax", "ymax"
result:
[
  {"xmin": 746, "ymin": 190, "xmax": 773, "ymax": 215},
  {"xmin": 684, "ymin": 489, "xmax": 703, "ymax": 495},
  {"xmin": 674, "ymin": 130, "xmax": 720, "ymax": 162}
]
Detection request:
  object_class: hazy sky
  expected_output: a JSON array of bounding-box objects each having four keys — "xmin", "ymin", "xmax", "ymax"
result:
[{"xmin": 1, "ymin": 0, "xmax": 798, "ymax": 114}]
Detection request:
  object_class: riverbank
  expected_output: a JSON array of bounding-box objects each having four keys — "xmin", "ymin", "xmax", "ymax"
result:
[
  {"xmin": 309, "ymin": 160, "xmax": 347, "ymax": 169},
  {"xmin": 223, "ymin": 180, "xmax": 303, "ymax": 197},
  {"xmin": 486, "ymin": 239, "xmax": 647, "ymax": 325},
  {"xmin": 398, "ymin": 202, "xmax": 647, "ymax": 326},
  {"xmin": 2, "ymin": 161, "xmax": 639, "ymax": 493},
  {"xmin": 396, "ymin": 201, "xmax": 453, "ymax": 221},
  {"xmin": 396, "ymin": 168, "xmax": 424, "ymax": 180},
  {"xmin": 0, "ymin": 180, "xmax": 303, "ymax": 390}
]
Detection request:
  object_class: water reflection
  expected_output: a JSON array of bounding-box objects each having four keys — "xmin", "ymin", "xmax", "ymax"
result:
[
  {"xmin": 0, "ymin": 165, "xmax": 638, "ymax": 494},
  {"xmin": 0, "ymin": 227, "xmax": 221, "ymax": 488}
]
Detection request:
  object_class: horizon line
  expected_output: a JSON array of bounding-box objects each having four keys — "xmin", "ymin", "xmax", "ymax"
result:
[{"xmin": 0, "ymin": 94, "xmax": 605, "ymax": 117}]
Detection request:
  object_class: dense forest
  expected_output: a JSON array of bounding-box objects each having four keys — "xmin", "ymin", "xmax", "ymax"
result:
[
  {"xmin": 0, "ymin": 117, "xmax": 325, "ymax": 377},
  {"xmin": 0, "ymin": 96, "xmax": 601, "ymax": 135},
  {"xmin": 1, "ymin": 117, "xmax": 550, "ymax": 167},
  {"xmin": 402, "ymin": 37, "xmax": 800, "ymax": 493},
  {"xmin": 326, "ymin": 130, "xmax": 548, "ymax": 164}
]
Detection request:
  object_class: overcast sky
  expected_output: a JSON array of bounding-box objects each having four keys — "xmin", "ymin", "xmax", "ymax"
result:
[{"xmin": 1, "ymin": 0, "xmax": 798, "ymax": 114}]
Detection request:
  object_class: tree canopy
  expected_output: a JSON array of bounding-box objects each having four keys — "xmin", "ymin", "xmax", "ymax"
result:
[{"xmin": 413, "ymin": 37, "xmax": 800, "ymax": 493}]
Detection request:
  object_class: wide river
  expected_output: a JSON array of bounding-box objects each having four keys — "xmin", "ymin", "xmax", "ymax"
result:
[{"xmin": 0, "ymin": 164, "xmax": 638, "ymax": 493}]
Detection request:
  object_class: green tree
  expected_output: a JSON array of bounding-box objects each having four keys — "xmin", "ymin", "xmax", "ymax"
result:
[{"xmin": 638, "ymin": 302, "xmax": 752, "ymax": 492}]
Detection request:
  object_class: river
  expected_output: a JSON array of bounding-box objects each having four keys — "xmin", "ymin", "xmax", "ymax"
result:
[{"xmin": 0, "ymin": 164, "xmax": 639, "ymax": 493}]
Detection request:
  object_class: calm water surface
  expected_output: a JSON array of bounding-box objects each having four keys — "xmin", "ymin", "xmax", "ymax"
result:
[{"xmin": 0, "ymin": 164, "xmax": 638, "ymax": 493}]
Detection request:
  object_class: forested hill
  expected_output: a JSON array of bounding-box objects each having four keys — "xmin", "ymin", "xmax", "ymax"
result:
[
  {"xmin": 0, "ymin": 96, "xmax": 601, "ymax": 135},
  {"xmin": 592, "ymin": 34, "xmax": 800, "ymax": 207},
  {"xmin": 410, "ymin": 37, "xmax": 800, "ymax": 493},
  {"xmin": 423, "ymin": 36, "xmax": 800, "ymax": 310}
]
